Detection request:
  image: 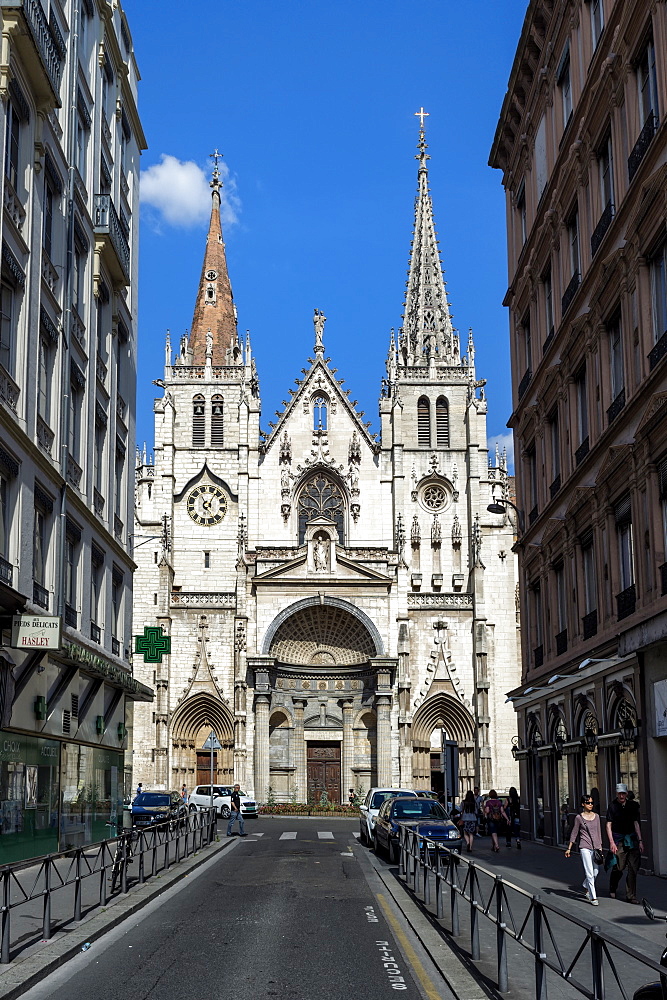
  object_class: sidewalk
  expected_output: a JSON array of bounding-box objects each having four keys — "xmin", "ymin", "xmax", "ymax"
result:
[{"xmin": 397, "ymin": 835, "xmax": 667, "ymax": 1000}]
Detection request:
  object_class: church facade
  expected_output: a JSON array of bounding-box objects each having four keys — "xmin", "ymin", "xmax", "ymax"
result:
[{"xmin": 132, "ymin": 128, "xmax": 521, "ymax": 803}]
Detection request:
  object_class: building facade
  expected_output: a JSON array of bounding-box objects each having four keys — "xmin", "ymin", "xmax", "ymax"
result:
[
  {"xmin": 490, "ymin": 0, "xmax": 667, "ymax": 871},
  {"xmin": 133, "ymin": 126, "xmax": 520, "ymax": 805},
  {"xmin": 0, "ymin": 0, "xmax": 150, "ymax": 863}
]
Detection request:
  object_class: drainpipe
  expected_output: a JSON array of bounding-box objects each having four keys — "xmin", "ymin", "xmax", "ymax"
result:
[{"xmin": 56, "ymin": 1, "xmax": 80, "ymax": 620}]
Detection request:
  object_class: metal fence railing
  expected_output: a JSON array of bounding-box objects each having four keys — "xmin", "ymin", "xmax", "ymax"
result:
[
  {"xmin": 0, "ymin": 808, "xmax": 217, "ymax": 964},
  {"xmin": 397, "ymin": 826, "xmax": 667, "ymax": 1000}
]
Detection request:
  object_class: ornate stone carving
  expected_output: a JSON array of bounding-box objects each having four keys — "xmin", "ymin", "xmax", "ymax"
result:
[
  {"xmin": 411, "ymin": 515, "xmax": 421, "ymax": 545},
  {"xmin": 407, "ymin": 593, "xmax": 473, "ymax": 609},
  {"xmin": 348, "ymin": 430, "xmax": 361, "ymax": 465},
  {"xmin": 234, "ymin": 620, "xmax": 246, "ymax": 652},
  {"xmin": 170, "ymin": 592, "xmax": 236, "ymax": 608},
  {"xmin": 431, "ymin": 514, "xmax": 441, "ymax": 545},
  {"xmin": 350, "ymin": 502, "xmax": 360, "ymax": 522},
  {"xmin": 451, "ymin": 513, "xmax": 462, "ymax": 546},
  {"xmin": 472, "ymin": 513, "xmax": 484, "ymax": 568},
  {"xmin": 279, "ymin": 430, "xmax": 291, "ymax": 464}
]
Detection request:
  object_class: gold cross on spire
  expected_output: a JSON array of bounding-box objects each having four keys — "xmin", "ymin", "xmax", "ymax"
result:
[
  {"xmin": 415, "ymin": 107, "xmax": 429, "ymax": 128},
  {"xmin": 210, "ymin": 148, "xmax": 222, "ymax": 169}
]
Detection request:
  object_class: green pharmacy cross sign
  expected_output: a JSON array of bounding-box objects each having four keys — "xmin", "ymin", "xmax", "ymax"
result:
[{"xmin": 135, "ymin": 626, "xmax": 171, "ymax": 663}]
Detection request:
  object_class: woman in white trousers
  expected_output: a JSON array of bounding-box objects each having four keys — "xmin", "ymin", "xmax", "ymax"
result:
[{"xmin": 565, "ymin": 794, "xmax": 603, "ymax": 904}]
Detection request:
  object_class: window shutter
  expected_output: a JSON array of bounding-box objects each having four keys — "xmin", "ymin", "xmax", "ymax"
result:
[
  {"xmin": 436, "ymin": 397, "xmax": 449, "ymax": 448},
  {"xmin": 659, "ymin": 457, "xmax": 667, "ymax": 499},
  {"xmin": 192, "ymin": 396, "xmax": 205, "ymax": 447},
  {"xmin": 417, "ymin": 397, "xmax": 430, "ymax": 447},
  {"xmin": 614, "ymin": 494, "xmax": 632, "ymax": 525}
]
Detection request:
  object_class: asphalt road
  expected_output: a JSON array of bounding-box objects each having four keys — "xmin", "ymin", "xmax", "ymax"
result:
[{"xmin": 20, "ymin": 818, "xmax": 454, "ymax": 1000}]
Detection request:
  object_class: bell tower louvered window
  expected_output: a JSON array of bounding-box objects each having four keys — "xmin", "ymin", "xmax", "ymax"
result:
[
  {"xmin": 436, "ymin": 397, "xmax": 449, "ymax": 447},
  {"xmin": 211, "ymin": 395, "xmax": 224, "ymax": 447},
  {"xmin": 192, "ymin": 395, "xmax": 205, "ymax": 447},
  {"xmin": 417, "ymin": 396, "xmax": 431, "ymax": 447}
]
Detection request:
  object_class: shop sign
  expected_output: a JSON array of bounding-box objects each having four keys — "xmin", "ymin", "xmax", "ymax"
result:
[
  {"xmin": 10, "ymin": 614, "xmax": 61, "ymax": 650},
  {"xmin": 60, "ymin": 640, "xmax": 153, "ymax": 700},
  {"xmin": 655, "ymin": 679, "xmax": 667, "ymax": 737}
]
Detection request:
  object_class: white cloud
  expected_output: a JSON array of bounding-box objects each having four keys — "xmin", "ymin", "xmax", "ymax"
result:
[
  {"xmin": 140, "ymin": 154, "xmax": 240, "ymax": 230},
  {"xmin": 487, "ymin": 431, "xmax": 515, "ymax": 474}
]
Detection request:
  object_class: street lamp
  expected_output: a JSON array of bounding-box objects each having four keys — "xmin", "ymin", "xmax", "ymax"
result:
[
  {"xmin": 621, "ymin": 716, "xmax": 637, "ymax": 748},
  {"xmin": 487, "ymin": 498, "xmax": 525, "ymax": 534},
  {"xmin": 584, "ymin": 726, "xmax": 598, "ymax": 752},
  {"xmin": 511, "ymin": 735, "xmax": 523, "ymax": 760}
]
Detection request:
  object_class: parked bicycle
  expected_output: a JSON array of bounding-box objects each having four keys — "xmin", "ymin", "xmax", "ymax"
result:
[{"xmin": 106, "ymin": 821, "xmax": 138, "ymax": 892}]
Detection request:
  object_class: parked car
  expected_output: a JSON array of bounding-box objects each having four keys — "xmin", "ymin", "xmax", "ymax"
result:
[
  {"xmin": 358, "ymin": 787, "xmax": 417, "ymax": 846},
  {"xmin": 131, "ymin": 791, "xmax": 187, "ymax": 829},
  {"xmin": 188, "ymin": 785, "xmax": 258, "ymax": 819},
  {"xmin": 415, "ymin": 790, "xmax": 440, "ymax": 799},
  {"xmin": 373, "ymin": 796, "xmax": 463, "ymax": 863}
]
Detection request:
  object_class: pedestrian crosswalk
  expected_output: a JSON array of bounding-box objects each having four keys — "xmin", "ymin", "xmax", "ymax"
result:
[{"xmin": 274, "ymin": 830, "xmax": 354, "ymax": 841}]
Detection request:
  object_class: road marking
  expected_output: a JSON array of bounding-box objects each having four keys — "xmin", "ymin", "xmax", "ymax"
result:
[
  {"xmin": 279, "ymin": 831, "xmax": 297, "ymax": 840},
  {"xmin": 253, "ymin": 832, "xmax": 264, "ymax": 836},
  {"xmin": 318, "ymin": 831, "xmax": 334, "ymax": 839},
  {"xmin": 375, "ymin": 892, "xmax": 444, "ymax": 1000},
  {"xmin": 341, "ymin": 852, "xmax": 354, "ymax": 856}
]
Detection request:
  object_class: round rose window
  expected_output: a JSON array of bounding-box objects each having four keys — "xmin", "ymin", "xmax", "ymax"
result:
[{"xmin": 420, "ymin": 483, "xmax": 449, "ymax": 512}]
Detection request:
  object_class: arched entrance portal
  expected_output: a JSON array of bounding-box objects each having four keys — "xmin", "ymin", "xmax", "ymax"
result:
[
  {"xmin": 256, "ymin": 597, "xmax": 389, "ymax": 804},
  {"xmin": 411, "ymin": 693, "xmax": 475, "ymax": 799},
  {"xmin": 171, "ymin": 694, "xmax": 234, "ymax": 787}
]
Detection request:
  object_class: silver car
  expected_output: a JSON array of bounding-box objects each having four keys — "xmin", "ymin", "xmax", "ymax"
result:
[{"xmin": 358, "ymin": 787, "xmax": 417, "ymax": 845}]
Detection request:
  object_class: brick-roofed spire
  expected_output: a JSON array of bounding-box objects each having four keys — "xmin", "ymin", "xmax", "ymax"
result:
[
  {"xmin": 188, "ymin": 151, "xmax": 238, "ymax": 366},
  {"xmin": 399, "ymin": 110, "xmax": 458, "ymax": 366}
]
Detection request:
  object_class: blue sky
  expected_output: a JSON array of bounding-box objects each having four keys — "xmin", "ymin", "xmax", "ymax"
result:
[{"xmin": 124, "ymin": 1, "xmax": 526, "ymax": 469}]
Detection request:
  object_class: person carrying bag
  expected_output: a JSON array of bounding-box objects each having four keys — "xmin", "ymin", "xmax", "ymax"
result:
[{"xmin": 565, "ymin": 794, "xmax": 604, "ymax": 904}]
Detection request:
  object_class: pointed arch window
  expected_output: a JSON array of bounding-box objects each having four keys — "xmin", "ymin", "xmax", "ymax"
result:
[
  {"xmin": 436, "ymin": 396, "xmax": 449, "ymax": 448},
  {"xmin": 297, "ymin": 471, "xmax": 344, "ymax": 544},
  {"xmin": 211, "ymin": 395, "xmax": 224, "ymax": 447},
  {"xmin": 313, "ymin": 395, "xmax": 328, "ymax": 432},
  {"xmin": 417, "ymin": 396, "xmax": 431, "ymax": 447},
  {"xmin": 192, "ymin": 395, "xmax": 205, "ymax": 447}
]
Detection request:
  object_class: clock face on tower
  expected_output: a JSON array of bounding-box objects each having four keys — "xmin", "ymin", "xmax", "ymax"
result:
[{"xmin": 186, "ymin": 484, "xmax": 228, "ymax": 526}]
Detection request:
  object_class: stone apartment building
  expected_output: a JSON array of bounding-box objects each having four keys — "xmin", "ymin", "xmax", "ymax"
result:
[
  {"xmin": 132, "ymin": 124, "xmax": 521, "ymax": 805},
  {"xmin": 490, "ymin": 0, "xmax": 667, "ymax": 871},
  {"xmin": 0, "ymin": 0, "xmax": 150, "ymax": 863}
]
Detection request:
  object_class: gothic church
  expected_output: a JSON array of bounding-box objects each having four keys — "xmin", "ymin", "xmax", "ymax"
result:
[{"xmin": 132, "ymin": 124, "xmax": 520, "ymax": 802}]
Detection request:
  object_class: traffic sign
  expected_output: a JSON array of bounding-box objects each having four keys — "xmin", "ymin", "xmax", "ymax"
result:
[{"xmin": 202, "ymin": 731, "xmax": 221, "ymax": 750}]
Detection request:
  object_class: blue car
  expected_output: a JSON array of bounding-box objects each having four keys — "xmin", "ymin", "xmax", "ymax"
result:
[
  {"xmin": 373, "ymin": 796, "xmax": 463, "ymax": 863},
  {"xmin": 131, "ymin": 791, "xmax": 187, "ymax": 829}
]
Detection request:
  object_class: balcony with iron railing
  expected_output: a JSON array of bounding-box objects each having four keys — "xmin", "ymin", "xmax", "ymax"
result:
[
  {"xmin": 607, "ymin": 387, "xmax": 626, "ymax": 425},
  {"xmin": 549, "ymin": 474, "xmax": 561, "ymax": 500},
  {"xmin": 616, "ymin": 584, "xmax": 636, "ymax": 622},
  {"xmin": 649, "ymin": 329, "xmax": 667, "ymax": 372},
  {"xmin": 64, "ymin": 604, "xmax": 77, "ymax": 628},
  {"xmin": 561, "ymin": 271, "xmax": 581, "ymax": 315},
  {"xmin": 582, "ymin": 609, "xmax": 598, "ymax": 640},
  {"xmin": 517, "ymin": 367, "xmax": 532, "ymax": 401},
  {"xmin": 0, "ymin": 554, "xmax": 13, "ymax": 587},
  {"xmin": 529, "ymin": 505, "xmax": 539, "ymax": 526},
  {"xmin": 0, "ymin": 0, "xmax": 64, "ymax": 102},
  {"xmin": 533, "ymin": 645, "xmax": 544, "ymax": 669},
  {"xmin": 575, "ymin": 436, "xmax": 590, "ymax": 466},
  {"xmin": 33, "ymin": 581, "xmax": 49, "ymax": 609},
  {"xmin": 90, "ymin": 622, "xmax": 101, "ymax": 644},
  {"xmin": 542, "ymin": 327, "xmax": 555, "ymax": 355},
  {"xmin": 661, "ymin": 562, "xmax": 667, "ymax": 597},
  {"xmin": 555, "ymin": 629, "xmax": 568, "ymax": 656},
  {"xmin": 591, "ymin": 200, "xmax": 614, "ymax": 257},
  {"xmin": 628, "ymin": 113, "xmax": 658, "ymax": 182},
  {"xmin": 93, "ymin": 194, "xmax": 130, "ymax": 283},
  {"xmin": 111, "ymin": 636, "xmax": 120, "ymax": 656}
]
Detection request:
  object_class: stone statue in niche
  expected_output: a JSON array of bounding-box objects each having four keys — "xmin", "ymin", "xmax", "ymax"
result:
[
  {"xmin": 205, "ymin": 329, "xmax": 213, "ymax": 360},
  {"xmin": 281, "ymin": 466, "xmax": 291, "ymax": 494},
  {"xmin": 348, "ymin": 463, "xmax": 359, "ymax": 493},
  {"xmin": 314, "ymin": 534, "xmax": 330, "ymax": 572}
]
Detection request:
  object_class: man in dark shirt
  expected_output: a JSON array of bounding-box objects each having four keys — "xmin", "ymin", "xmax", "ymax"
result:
[
  {"xmin": 226, "ymin": 784, "xmax": 246, "ymax": 837},
  {"xmin": 605, "ymin": 782, "xmax": 643, "ymax": 902}
]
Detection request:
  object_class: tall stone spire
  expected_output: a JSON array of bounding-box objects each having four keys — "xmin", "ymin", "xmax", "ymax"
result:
[
  {"xmin": 399, "ymin": 110, "xmax": 456, "ymax": 365},
  {"xmin": 188, "ymin": 151, "xmax": 238, "ymax": 366}
]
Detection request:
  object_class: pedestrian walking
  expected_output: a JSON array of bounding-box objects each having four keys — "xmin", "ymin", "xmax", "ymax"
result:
[
  {"xmin": 473, "ymin": 785, "xmax": 485, "ymax": 836},
  {"xmin": 461, "ymin": 790, "xmax": 478, "ymax": 853},
  {"xmin": 505, "ymin": 786, "xmax": 522, "ymax": 849},
  {"xmin": 565, "ymin": 794, "xmax": 603, "ymax": 905},
  {"xmin": 136, "ymin": 782, "xmax": 143, "ymax": 797},
  {"xmin": 484, "ymin": 789, "xmax": 508, "ymax": 853},
  {"xmin": 226, "ymin": 783, "xmax": 247, "ymax": 837},
  {"xmin": 181, "ymin": 784, "xmax": 188, "ymax": 802},
  {"xmin": 605, "ymin": 782, "xmax": 643, "ymax": 903}
]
